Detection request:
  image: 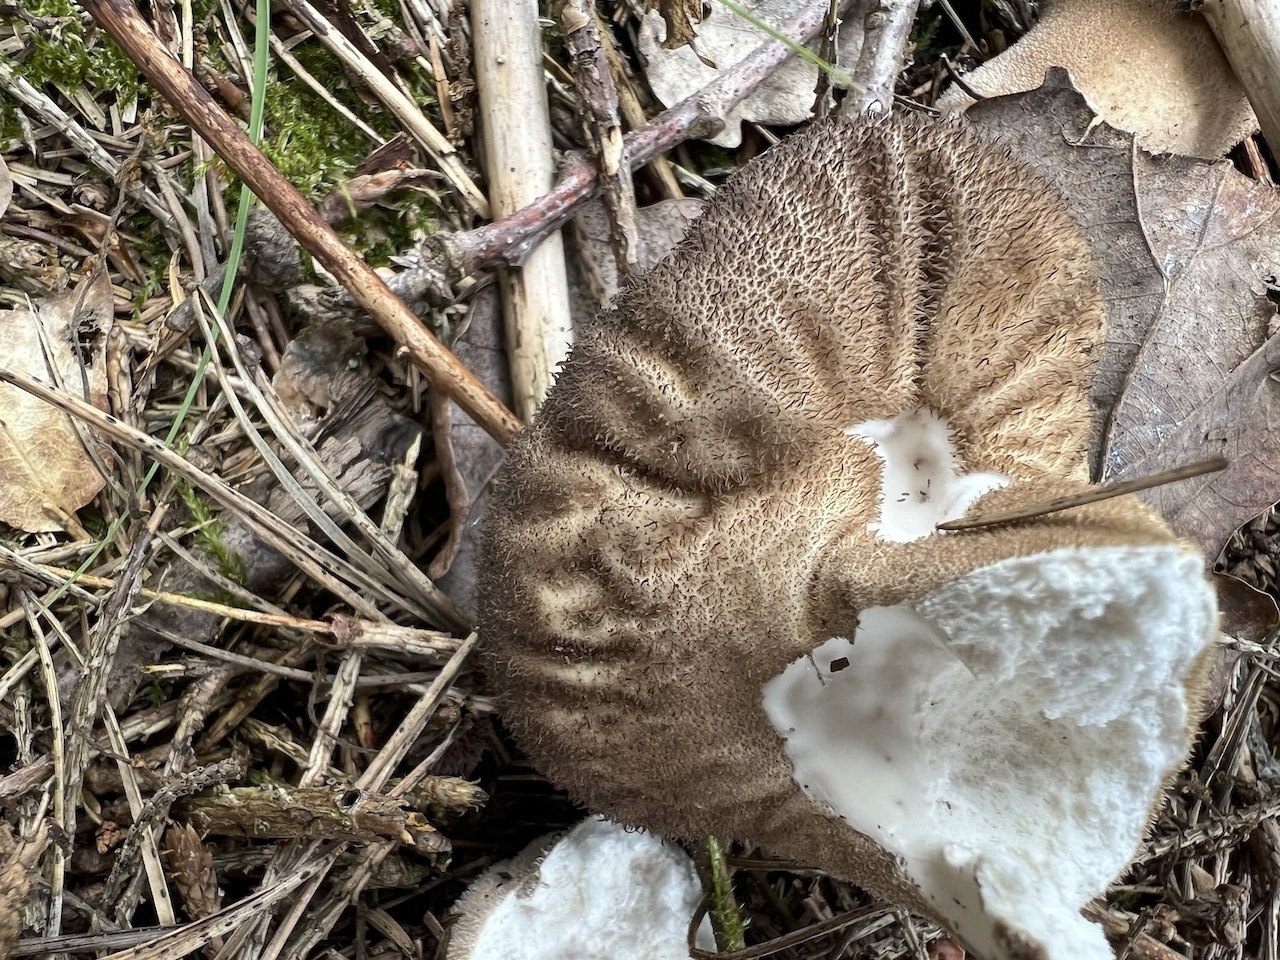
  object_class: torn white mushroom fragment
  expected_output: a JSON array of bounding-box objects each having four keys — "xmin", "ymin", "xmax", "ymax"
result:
[
  {"xmin": 847, "ymin": 408, "xmax": 1008, "ymax": 542},
  {"xmin": 447, "ymin": 816, "xmax": 712, "ymax": 960},
  {"xmin": 763, "ymin": 545, "xmax": 1215, "ymax": 960},
  {"xmin": 480, "ymin": 111, "xmax": 1219, "ymax": 960}
]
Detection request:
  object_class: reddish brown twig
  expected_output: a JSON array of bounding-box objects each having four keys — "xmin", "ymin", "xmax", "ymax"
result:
[
  {"xmin": 437, "ymin": 0, "xmax": 870, "ymax": 275},
  {"xmin": 937, "ymin": 457, "xmax": 1230, "ymax": 531},
  {"xmin": 79, "ymin": 0, "xmax": 524, "ymax": 446}
]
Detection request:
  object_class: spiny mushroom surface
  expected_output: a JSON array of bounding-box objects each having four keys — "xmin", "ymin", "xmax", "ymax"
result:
[{"xmin": 479, "ymin": 112, "xmax": 1218, "ymax": 960}]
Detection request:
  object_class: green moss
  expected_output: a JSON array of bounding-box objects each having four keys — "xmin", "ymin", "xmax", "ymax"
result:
[
  {"xmin": 706, "ymin": 835, "xmax": 749, "ymax": 951},
  {"xmin": 172, "ymin": 471, "xmax": 249, "ymax": 586},
  {"xmin": 7, "ymin": 0, "xmax": 443, "ymax": 262},
  {"xmin": 258, "ymin": 37, "xmax": 430, "ymax": 196},
  {"xmin": 3, "ymin": 0, "xmax": 141, "ymax": 133},
  {"xmin": 344, "ymin": 199, "xmax": 427, "ymax": 264},
  {"xmin": 258, "ymin": 64, "xmax": 373, "ymax": 199},
  {"xmin": 132, "ymin": 259, "xmax": 166, "ymax": 320}
]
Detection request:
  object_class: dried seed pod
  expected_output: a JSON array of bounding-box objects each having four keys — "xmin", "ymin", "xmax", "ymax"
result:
[{"xmin": 479, "ymin": 112, "xmax": 1218, "ymax": 960}]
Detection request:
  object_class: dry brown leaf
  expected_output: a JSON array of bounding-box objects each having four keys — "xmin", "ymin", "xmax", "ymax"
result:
[
  {"xmin": 935, "ymin": 0, "xmax": 1256, "ymax": 159},
  {"xmin": 0, "ymin": 272, "xmax": 111, "ymax": 533},
  {"xmin": 571, "ymin": 196, "xmax": 705, "ymax": 312},
  {"xmin": 318, "ymin": 168, "xmax": 442, "ymax": 229},
  {"xmin": 638, "ymin": 0, "xmax": 862, "ymax": 147},
  {"xmin": 968, "ymin": 71, "xmax": 1280, "ymax": 571}
]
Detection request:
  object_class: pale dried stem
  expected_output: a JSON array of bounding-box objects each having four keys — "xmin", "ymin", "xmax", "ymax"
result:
[
  {"xmin": 96, "ymin": 851, "xmax": 339, "ymax": 960},
  {"xmin": 0, "ymin": 59, "xmax": 176, "ymax": 231},
  {"xmin": 18, "ymin": 595, "xmax": 67, "ymax": 940},
  {"xmin": 472, "ymin": 0, "xmax": 574, "ymax": 419},
  {"xmin": 0, "ymin": 366, "xmax": 425, "ymax": 624},
  {"xmin": 299, "ymin": 650, "xmax": 362, "ymax": 787},
  {"xmin": 193, "ymin": 294, "xmax": 462, "ymax": 625},
  {"xmin": 59, "ymin": 522, "xmax": 159, "ymax": 938},
  {"xmin": 1200, "ymin": 0, "xmax": 1280, "ymax": 153}
]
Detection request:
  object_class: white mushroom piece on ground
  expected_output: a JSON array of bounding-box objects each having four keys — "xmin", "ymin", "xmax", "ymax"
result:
[
  {"xmin": 935, "ymin": 0, "xmax": 1258, "ymax": 158},
  {"xmin": 480, "ymin": 112, "xmax": 1219, "ymax": 960},
  {"xmin": 446, "ymin": 816, "xmax": 714, "ymax": 960}
]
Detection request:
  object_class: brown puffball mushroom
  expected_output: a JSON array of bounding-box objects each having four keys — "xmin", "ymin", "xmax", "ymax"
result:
[
  {"xmin": 479, "ymin": 112, "xmax": 1219, "ymax": 960},
  {"xmin": 935, "ymin": 0, "xmax": 1257, "ymax": 158}
]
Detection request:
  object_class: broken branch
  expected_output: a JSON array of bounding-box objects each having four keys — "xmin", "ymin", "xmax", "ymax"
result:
[{"xmin": 79, "ymin": 0, "xmax": 523, "ymax": 445}]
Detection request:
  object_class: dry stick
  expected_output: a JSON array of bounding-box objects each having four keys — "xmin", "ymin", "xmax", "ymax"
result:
[
  {"xmin": 937, "ymin": 457, "xmax": 1229, "ymax": 532},
  {"xmin": 1200, "ymin": 0, "xmax": 1280, "ymax": 153},
  {"xmin": 597, "ymin": 8, "xmax": 684, "ymax": 201},
  {"xmin": 562, "ymin": 0, "xmax": 639, "ymax": 268},
  {"xmin": 472, "ymin": 0, "xmax": 574, "ymax": 420},
  {"xmin": 80, "ymin": 0, "xmax": 523, "ymax": 446},
  {"xmin": 842, "ymin": 0, "xmax": 921, "ymax": 114},
  {"xmin": 435, "ymin": 0, "xmax": 871, "ymax": 276}
]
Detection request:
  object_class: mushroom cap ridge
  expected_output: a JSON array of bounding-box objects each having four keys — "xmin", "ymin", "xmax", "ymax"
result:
[{"xmin": 479, "ymin": 111, "xmax": 1213, "ymax": 954}]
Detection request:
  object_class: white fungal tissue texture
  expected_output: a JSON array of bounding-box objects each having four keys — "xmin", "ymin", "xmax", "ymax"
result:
[
  {"xmin": 761, "ymin": 545, "xmax": 1216, "ymax": 960},
  {"xmin": 846, "ymin": 408, "xmax": 1008, "ymax": 541},
  {"xmin": 467, "ymin": 816, "xmax": 710, "ymax": 960}
]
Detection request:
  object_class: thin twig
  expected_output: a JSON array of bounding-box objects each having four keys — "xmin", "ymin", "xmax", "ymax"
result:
[
  {"xmin": 937, "ymin": 457, "xmax": 1229, "ymax": 531},
  {"xmin": 842, "ymin": 0, "xmax": 921, "ymax": 114},
  {"xmin": 79, "ymin": 0, "xmax": 523, "ymax": 445}
]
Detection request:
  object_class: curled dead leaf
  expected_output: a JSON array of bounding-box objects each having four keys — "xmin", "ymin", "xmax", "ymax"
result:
[
  {"xmin": 0, "ymin": 272, "xmax": 112, "ymax": 533},
  {"xmin": 968, "ymin": 72, "xmax": 1280, "ymax": 625}
]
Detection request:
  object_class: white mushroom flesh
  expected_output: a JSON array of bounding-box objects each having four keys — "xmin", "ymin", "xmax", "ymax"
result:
[
  {"xmin": 465, "ymin": 816, "xmax": 712, "ymax": 960},
  {"xmin": 762, "ymin": 545, "xmax": 1215, "ymax": 960},
  {"xmin": 847, "ymin": 408, "xmax": 1008, "ymax": 542}
]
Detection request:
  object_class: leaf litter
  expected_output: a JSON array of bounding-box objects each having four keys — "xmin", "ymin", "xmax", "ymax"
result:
[
  {"xmin": 3, "ymin": 8, "xmax": 1280, "ymax": 960},
  {"xmin": 970, "ymin": 70, "xmax": 1280, "ymax": 628}
]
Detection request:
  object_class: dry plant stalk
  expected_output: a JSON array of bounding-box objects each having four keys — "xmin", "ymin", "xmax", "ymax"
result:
[{"xmin": 471, "ymin": 0, "xmax": 573, "ymax": 420}]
